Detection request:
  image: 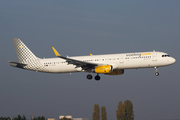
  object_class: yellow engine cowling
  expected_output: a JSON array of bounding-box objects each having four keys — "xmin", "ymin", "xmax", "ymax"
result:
[
  {"xmin": 95, "ymin": 65, "xmax": 112, "ymax": 74},
  {"xmin": 107, "ymin": 69, "xmax": 124, "ymax": 75}
]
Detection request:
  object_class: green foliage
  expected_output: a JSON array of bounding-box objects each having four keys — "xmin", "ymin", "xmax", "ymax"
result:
[
  {"xmin": 124, "ymin": 100, "xmax": 134, "ymax": 120},
  {"xmin": 59, "ymin": 117, "xmax": 72, "ymax": 120},
  {"xmin": 101, "ymin": 106, "xmax": 107, "ymax": 120},
  {"xmin": 13, "ymin": 115, "xmax": 26, "ymax": 120},
  {"xmin": 33, "ymin": 116, "xmax": 46, "ymax": 120},
  {"xmin": 0, "ymin": 117, "xmax": 11, "ymax": 120},
  {"xmin": 116, "ymin": 101, "xmax": 124, "ymax": 120},
  {"xmin": 92, "ymin": 104, "xmax": 100, "ymax": 120},
  {"xmin": 116, "ymin": 100, "xmax": 134, "ymax": 120},
  {"xmin": 0, "ymin": 115, "xmax": 46, "ymax": 120}
]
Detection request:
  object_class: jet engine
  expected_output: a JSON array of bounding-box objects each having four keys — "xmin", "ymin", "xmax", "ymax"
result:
[
  {"xmin": 106, "ymin": 69, "xmax": 124, "ymax": 75},
  {"xmin": 95, "ymin": 65, "xmax": 112, "ymax": 74}
]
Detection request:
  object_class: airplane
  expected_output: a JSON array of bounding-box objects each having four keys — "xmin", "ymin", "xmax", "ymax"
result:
[{"xmin": 8, "ymin": 38, "xmax": 176, "ymax": 80}]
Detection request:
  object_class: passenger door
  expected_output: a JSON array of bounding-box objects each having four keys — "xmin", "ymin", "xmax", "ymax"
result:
[
  {"xmin": 120, "ymin": 57, "xmax": 124, "ymax": 63},
  {"xmin": 152, "ymin": 52, "xmax": 157, "ymax": 61}
]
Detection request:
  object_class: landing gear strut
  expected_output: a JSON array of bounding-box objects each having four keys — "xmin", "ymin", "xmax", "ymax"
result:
[
  {"xmin": 87, "ymin": 74, "xmax": 93, "ymax": 80},
  {"xmin": 95, "ymin": 74, "xmax": 100, "ymax": 81},
  {"xmin": 154, "ymin": 67, "xmax": 159, "ymax": 76}
]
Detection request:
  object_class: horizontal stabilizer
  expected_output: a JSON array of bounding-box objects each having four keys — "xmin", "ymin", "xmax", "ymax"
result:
[{"xmin": 8, "ymin": 61, "xmax": 27, "ymax": 68}]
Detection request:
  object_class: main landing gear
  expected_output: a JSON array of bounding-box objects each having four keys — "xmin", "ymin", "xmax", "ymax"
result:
[
  {"xmin": 154, "ymin": 67, "xmax": 159, "ymax": 76},
  {"xmin": 87, "ymin": 74, "xmax": 93, "ymax": 80},
  {"xmin": 86, "ymin": 74, "xmax": 101, "ymax": 81}
]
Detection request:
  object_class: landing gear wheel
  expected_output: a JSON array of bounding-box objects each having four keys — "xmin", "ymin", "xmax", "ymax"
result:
[
  {"xmin": 95, "ymin": 75, "xmax": 100, "ymax": 81},
  {"xmin": 154, "ymin": 67, "xmax": 159, "ymax": 76},
  {"xmin": 87, "ymin": 74, "xmax": 93, "ymax": 80},
  {"xmin": 155, "ymin": 72, "xmax": 159, "ymax": 76}
]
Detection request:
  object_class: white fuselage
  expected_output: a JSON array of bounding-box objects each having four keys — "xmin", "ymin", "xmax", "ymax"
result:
[
  {"xmin": 34, "ymin": 51, "xmax": 175, "ymax": 73},
  {"xmin": 9, "ymin": 38, "xmax": 176, "ymax": 80}
]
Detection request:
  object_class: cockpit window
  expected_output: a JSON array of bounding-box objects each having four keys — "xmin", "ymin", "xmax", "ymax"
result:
[{"xmin": 162, "ymin": 55, "xmax": 170, "ymax": 57}]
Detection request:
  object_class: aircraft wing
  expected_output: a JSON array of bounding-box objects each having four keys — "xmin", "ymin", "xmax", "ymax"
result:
[{"xmin": 52, "ymin": 47, "xmax": 102, "ymax": 70}]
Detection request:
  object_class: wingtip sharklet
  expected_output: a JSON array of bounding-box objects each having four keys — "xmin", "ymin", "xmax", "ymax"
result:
[{"xmin": 52, "ymin": 47, "xmax": 60, "ymax": 56}]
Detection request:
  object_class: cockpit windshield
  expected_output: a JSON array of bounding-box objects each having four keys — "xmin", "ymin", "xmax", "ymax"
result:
[{"xmin": 162, "ymin": 55, "xmax": 170, "ymax": 57}]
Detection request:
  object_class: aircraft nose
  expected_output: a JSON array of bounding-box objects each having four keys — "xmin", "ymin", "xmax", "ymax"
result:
[
  {"xmin": 173, "ymin": 58, "xmax": 176, "ymax": 63},
  {"xmin": 171, "ymin": 57, "xmax": 176, "ymax": 64}
]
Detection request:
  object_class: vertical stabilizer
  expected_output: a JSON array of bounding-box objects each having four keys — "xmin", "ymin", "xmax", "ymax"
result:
[
  {"xmin": 12, "ymin": 38, "xmax": 46, "ymax": 72},
  {"xmin": 13, "ymin": 38, "xmax": 38, "ymax": 63}
]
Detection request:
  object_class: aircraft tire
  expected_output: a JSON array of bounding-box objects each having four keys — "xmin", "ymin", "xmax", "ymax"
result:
[
  {"xmin": 155, "ymin": 72, "xmax": 159, "ymax": 76},
  {"xmin": 87, "ymin": 74, "xmax": 93, "ymax": 80},
  {"xmin": 95, "ymin": 75, "xmax": 100, "ymax": 81}
]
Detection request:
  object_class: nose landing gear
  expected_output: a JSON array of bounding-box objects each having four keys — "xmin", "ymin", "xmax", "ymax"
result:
[{"xmin": 154, "ymin": 67, "xmax": 159, "ymax": 76}]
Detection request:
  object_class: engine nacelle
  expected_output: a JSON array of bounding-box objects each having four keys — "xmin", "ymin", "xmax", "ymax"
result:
[
  {"xmin": 95, "ymin": 65, "xmax": 112, "ymax": 74},
  {"xmin": 106, "ymin": 69, "xmax": 124, "ymax": 75}
]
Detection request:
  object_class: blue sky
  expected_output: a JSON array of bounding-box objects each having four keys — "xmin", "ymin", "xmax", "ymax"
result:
[{"xmin": 0, "ymin": 1, "xmax": 180, "ymax": 120}]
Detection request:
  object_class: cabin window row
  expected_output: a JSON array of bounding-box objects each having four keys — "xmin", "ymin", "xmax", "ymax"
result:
[
  {"xmin": 44, "ymin": 62, "xmax": 66, "ymax": 65},
  {"xmin": 125, "ymin": 56, "xmax": 151, "ymax": 59},
  {"xmin": 83, "ymin": 58, "xmax": 119, "ymax": 62},
  {"xmin": 44, "ymin": 58, "xmax": 121, "ymax": 65}
]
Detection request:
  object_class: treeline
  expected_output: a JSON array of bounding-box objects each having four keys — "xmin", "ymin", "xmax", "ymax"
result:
[
  {"xmin": 92, "ymin": 100, "xmax": 134, "ymax": 120},
  {"xmin": 0, "ymin": 115, "xmax": 45, "ymax": 120},
  {"xmin": 1, "ymin": 100, "xmax": 134, "ymax": 120}
]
